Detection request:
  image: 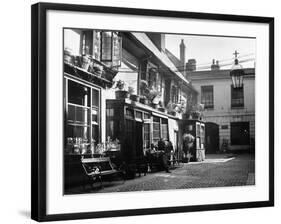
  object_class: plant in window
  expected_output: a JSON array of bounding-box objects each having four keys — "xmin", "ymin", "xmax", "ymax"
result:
[
  {"xmin": 115, "ymin": 80, "xmax": 125, "ymax": 90},
  {"xmin": 80, "ymin": 45, "xmax": 92, "ymax": 71},
  {"xmin": 166, "ymin": 101, "xmax": 177, "ymax": 116},
  {"xmin": 158, "ymin": 101, "xmax": 166, "ymax": 112},
  {"xmin": 128, "ymin": 86, "xmax": 139, "ymax": 102},
  {"xmin": 139, "ymin": 80, "xmax": 148, "ymax": 93},
  {"xmin": 114, "ymin": 80, "xmax": 129, "ymax": 99},
  {"xmin": 183, "ymin": 95, "xmax": 203, "ymax": 119},
  {"xmin": 190, "ymin": 103, "xmax": 204, "ymax": 120},
  {"xmin": 140, "ymin": 80, "xmax": 161, "ymax": 106},
  {"xmin": 175, "ymin": 99, "xmax": 187, "ymax": 114},
  {"xmin": 139, "ymin": 80, "xmax": 149, "ymax": 105},
  {"xmin": 147, "ymin": 87, "xmax": 161, "ymax": 104}
]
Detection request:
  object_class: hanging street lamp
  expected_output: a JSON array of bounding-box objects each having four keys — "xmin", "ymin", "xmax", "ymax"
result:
[{"xmin": 230, "ymin": 50, "xmax": 245, "ymax": 88}]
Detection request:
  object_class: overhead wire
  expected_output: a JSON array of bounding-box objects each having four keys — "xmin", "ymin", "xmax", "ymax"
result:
[{"xmin": 116, "ymin": 55, "xmax": 255, "ymax": 73}]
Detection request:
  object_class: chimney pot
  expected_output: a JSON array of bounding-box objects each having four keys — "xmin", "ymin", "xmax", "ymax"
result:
[{"xmin": 180, "ymin": 39, "xmax": 186, "ymax": 68}]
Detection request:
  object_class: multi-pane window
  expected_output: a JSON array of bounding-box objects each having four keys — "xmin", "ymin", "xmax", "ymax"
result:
[
  {"xmin": 171, "ymin": 85, "xmax": 179, "ymax": 103},
  {"xmin": 148, "ymin": 68, "xmax": 158, "ymax": 89},
  {"xmin": 161, "ymin": 119, "xmax": 168, "ymax": 140},
  {"xmin": 152, "ymin": 116, "xmax": 169, "ymax": 144},
  {"xmin": 80, "ymin": 30, "xmax": 122, "ymax": 67},
  {"xmin": 93, "ymin": 31, "xmax": 101, "ymax": 60},
  {"xmin": 66, "ymin": 79, "xmax": 100, "ymax": 145},
  {"xmin": 231, "ymin": 85, "xmax": 244, "ymax": 108},
  {"xmin": 152, "ymin": 117, "xmax": 161, "ymax": 144},
  {"xmin": 201, "ymin": 86, "xmax": 214, "ymax": 109},
  {"xmin": 143, "ymin": 123, "xmax": 151, "ymax": 149},
  {"xmin": 101, "ymin": 32, "xmax": 112, "ymax": 61}
]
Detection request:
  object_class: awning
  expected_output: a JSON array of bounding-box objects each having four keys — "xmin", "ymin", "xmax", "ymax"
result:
[{"xmin": 131, "ymin": 33, "xmax": 190, "ymax": 85}]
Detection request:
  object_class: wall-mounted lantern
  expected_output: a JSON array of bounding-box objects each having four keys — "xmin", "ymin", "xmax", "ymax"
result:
[{"xmin": 230, "ymin": 50, "xmax": 245, "ymax": 88}]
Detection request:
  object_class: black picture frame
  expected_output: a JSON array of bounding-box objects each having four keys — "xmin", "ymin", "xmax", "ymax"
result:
[{"xmin": 31, "ymin": 2, "xmax": 274, "ymax": 222}]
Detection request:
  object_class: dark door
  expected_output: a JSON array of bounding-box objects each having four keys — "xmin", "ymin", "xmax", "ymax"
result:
[
  {"xmin": 230, "ymin": 122, "xmax": 250, "ymax": 145},
  {"xmin": 135, "ymin": 122, "xmax": 143, "ymax": 158},
  {"xmin": 205, "ymin": 122, "xmax": 219, "ymax": 154}
]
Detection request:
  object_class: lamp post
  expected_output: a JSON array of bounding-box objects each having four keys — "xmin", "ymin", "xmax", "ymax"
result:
[{"xmin": 230, "ymin": 50, "xmax": 245, "ymax": 88}]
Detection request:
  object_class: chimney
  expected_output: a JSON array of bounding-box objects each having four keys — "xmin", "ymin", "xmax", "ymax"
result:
[
  {"xmin": 186, "ymin": 59, "xmax": 196, "ymax": 72},
  {"xmin": 211, "ymin": 59, "xmax": 220, "ymax": 70},
  {"xmin": 216, "ymin": 60, "xmax": 220, "ymax": 69},
  {"xmin": 180, "ymin": 39, "xmax": 186, "ymax": 69}
]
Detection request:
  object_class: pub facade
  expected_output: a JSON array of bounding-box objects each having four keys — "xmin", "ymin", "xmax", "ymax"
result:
[{"xmin": 63, "ymin": 28, "xmax": 199, "ymax": 186}]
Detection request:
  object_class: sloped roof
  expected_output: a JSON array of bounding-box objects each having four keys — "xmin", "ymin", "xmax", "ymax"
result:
[
  {"xmin": 131, "ymin": 33, "xmax": 189, "ymax": 85},
  {"xmin": 165, "ymin": 49, "xmax": 183, "ymax": 74}
]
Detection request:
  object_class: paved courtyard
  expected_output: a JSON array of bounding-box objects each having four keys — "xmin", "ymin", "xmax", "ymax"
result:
[{"xmin": 66, "ymin": 153, "xmax": 255, "ymax": 194}]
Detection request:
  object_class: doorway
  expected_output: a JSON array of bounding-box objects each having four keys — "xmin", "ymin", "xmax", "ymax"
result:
[
  {"xmin": 230, "ymin": 122, "xmax": 250, "ymax": 145},
  {"xmin": 205, "ymin": 122, "xmax": 219, "ymax": 154}
]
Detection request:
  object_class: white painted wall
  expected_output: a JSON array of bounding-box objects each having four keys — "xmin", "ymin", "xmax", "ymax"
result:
[
  {"xmin": 64, "ymin": 29, "xmax": 82, "ymax": 55},
  {"xmin": 192, "ymin": 74, "xmax": 255, "ymax": 149}
]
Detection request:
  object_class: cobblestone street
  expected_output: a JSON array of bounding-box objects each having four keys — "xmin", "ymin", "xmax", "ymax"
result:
[{"xmin": 67, "ymin": 153, "xmax": 255, "ymax": 194}]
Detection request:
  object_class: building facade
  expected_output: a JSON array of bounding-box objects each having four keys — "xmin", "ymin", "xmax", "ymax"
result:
[
  {"xmin": 190, "ymin": 66, "xmax": 255, "ymax": 152},
  {"xmin": 63, "ymin": 28, "xmax": 198, "ymax": 183}
]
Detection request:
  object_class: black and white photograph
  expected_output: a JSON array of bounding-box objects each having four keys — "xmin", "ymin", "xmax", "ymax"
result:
[
  {"xmin": 29, "ymin": 2, "xmax": 274, "ymax": 222},
  {"xmin": 63, "ymin": 29, "xmax": 256, "ymax": 195}
]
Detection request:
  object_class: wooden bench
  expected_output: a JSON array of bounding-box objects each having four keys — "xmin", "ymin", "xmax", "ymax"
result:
[{"xmin": 81, "ymin": 157, "xmax": 124, "ymax": 189}]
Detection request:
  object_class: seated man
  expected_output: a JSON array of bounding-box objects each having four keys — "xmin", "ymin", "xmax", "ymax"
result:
[{"xmin": 158, "ymin": 138, "xmax": 170, "ymax": 173}]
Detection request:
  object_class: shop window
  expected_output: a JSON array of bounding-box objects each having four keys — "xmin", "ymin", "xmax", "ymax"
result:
[
  {"xmin": 65, "ymin": 79, "xmax": 100, "ymax": 146},
  {"xmin": 201, "ymin": 86, "xmax": 214, "ymax": 109},
  {"xmin": 136, "ymin": 111, "xmax": 142, "ymax": 119},
  {"xmin": 92, "ymin": 89, "xmax": 99, "ymax": 108},
  {"xmin": 152, "ymin": 117, "xmax": 161, "ymax": 144},
  {"xmin": 161, "ymin": 118, "xmax": 168, "ymax": 140},
  {"xmin": 144, "ymin": 123, "xmax": 151, "ymax": 149},
  {"xmin": 143, "ymin": 113, "xmax": 151, "ymax": 120},
  {"xmin": 231, "ymin": 85, "xmax": 244, "ymax": 108},
  {"xmin": 125, "ymin": 108, "xmax": 134, "ymax": 119},
  {"xmin": 152, "ymin": 116, "xmax": 169, "ymax": 144},
  {"xmin": 231, "ymin": 122, "xmax": 250, "ymax": 145},
  {"xmin": 91, "ymin": 89, "xmax": 100, "ymax": 144},
  {"xmin": 68, "ymin": 80, "xmax": 90, "ymax": 107}
]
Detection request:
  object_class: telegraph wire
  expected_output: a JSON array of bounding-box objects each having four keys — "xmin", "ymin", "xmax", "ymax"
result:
[{"xmin": 116, "ymin": 57, "xmax": 255, "ymax": 73}]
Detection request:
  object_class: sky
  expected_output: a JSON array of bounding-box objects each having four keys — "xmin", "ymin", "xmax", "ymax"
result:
[{"xmin": 165, "ymin": 34, "xmax": 256, "ymax": 71}]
